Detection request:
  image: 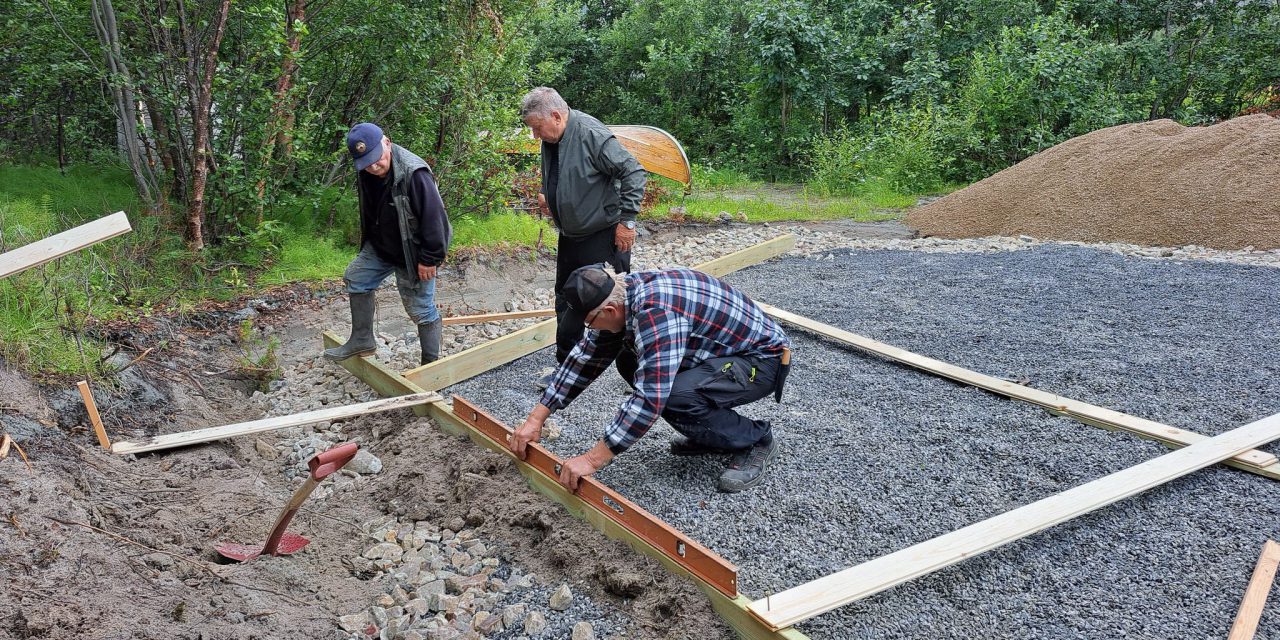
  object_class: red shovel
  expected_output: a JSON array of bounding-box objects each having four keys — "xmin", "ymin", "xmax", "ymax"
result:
[{"xmin": 215, "ymin": 441, "xmax": 359, "ymax": 561}]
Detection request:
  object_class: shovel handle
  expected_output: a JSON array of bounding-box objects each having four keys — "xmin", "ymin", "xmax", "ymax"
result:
[{"xmin": 309, "ymin": 441, "xmax": 358, "ymax": 480}]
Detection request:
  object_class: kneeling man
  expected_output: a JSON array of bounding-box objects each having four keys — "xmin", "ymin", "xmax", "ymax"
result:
[{"xmin": 509, "ymin": 264, "xmax": 790, "ymax": 493}]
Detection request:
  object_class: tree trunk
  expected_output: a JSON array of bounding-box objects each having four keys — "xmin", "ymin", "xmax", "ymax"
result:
[
  {"xmin": 255, "ymin": 0, "xmax": 306, "ymax": 223},
  {"xmin": 184, "ymin": 0, "xmax": 231, "ymax": 251},
  {"xmin": 91, "ymin": 0, "xmax": 159, "ymax": 207}
]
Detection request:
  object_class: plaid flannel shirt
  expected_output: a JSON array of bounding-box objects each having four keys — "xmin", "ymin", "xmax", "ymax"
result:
[{"xmin": 539, "ymin": 268, "xmax": 789, "ymax": 454}]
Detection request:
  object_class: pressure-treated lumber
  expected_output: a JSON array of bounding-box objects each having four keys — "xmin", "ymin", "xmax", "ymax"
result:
[
  {"xmin": 110, "ymin": 393, "xmax": 439, "ymax": 455},
  {"xmin": 322, "ymin": 332, "xmax": 434, "ymax": 417},
  {"xmin": 401, "ymin": 234, "xmax": 797, "ymax": 392},
  {"xmin": 1229, "ymin": 539, "xmax": 1280, "ymax": 640},
  {"xmin": 505, "ymin": 125, "xmax": 693, "ymax": 189},
  {"xmin": 443, "ymin": 309, "xmax": 556, "ymax": 325},
  {"xmin": 0, "ymin": 211, "xmax": 132, "ymax": 279},
  {"xmin": 758, "ymin": 302, "xmax": 1280, "ymax": 476},
  {"xmin": 77, "ymin": 381, "xmax": 111, "ymax": 449},
  {"xmin": 429, "ymin": 398, "xmax": 807, "ymax": 640},
  {"xmin": 747, "ymin": 409, "xmax": 1280, "ymax": 629}
]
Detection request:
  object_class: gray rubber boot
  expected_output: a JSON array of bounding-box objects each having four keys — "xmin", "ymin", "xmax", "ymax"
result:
[
  {"xmin": 418, "ymin": 318, "xmax": 442, "ymax": 365},
  {"xmin": 324, "ymin": 292, "xmax": 377, "ymax": 361}
]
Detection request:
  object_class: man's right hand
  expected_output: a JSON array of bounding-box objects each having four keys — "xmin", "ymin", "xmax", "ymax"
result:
[
  {"xmin": 511, "ymin": 405, "xmax": 550, "ymax": 459},
  {"xmin": 537, "ymin": 193, "xmax": 550, "ymax": 218}
]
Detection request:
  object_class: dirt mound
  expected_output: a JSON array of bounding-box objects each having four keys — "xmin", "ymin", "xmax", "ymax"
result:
[{"xmin": 907, "ymin": 114, "xmax": 1280, "ymax": 249}]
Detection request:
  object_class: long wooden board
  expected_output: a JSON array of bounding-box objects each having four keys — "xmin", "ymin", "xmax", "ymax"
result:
[
  {"xmin": 747, "ymin": 409, "xmax": 1280, "ymax": 629},
  {"xmin": 110, "ymin": 393, "xmax": 439, "ymax": 455},
  {"xmin": 1229, "ymin": 539, "xmax": 1280, "ymax": 640},
  {"xmin": 0, "ymin": 211, "xmax": 132, "ymax": 279},
  {"xmin": 443, "ymin": 309, "xmax": 556, "ymax": 325},
  {"xmin": 758, "ymin": 302, "xmax": 1280, "ymax": 475},
  {"xmin": 400, "ymin": 234, "xmax": 797, "ymax": 392}
]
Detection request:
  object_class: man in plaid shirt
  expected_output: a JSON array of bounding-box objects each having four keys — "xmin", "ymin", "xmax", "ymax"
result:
[{"xmin": 509, "ymin": 263, "xmax": 791, "ymax": 493}]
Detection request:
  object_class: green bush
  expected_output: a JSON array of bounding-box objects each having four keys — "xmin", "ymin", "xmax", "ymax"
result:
[{"xmin": 806, "ymin": 106, "xmax": 951, "ymax": 197}]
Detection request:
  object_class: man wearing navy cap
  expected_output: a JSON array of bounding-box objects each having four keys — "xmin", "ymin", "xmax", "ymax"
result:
[
  {"xmin": 508, "ymin": 264, "xmax": 791, "ymax": 493},
  {"xmin": 324, "ymin": 123, "xmax": 452, "ymax": 365}
]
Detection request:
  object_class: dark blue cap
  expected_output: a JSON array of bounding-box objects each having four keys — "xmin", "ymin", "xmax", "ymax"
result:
[{"xmin": 347, "ymin": 123, "xmax": 385, "ymax": 171}]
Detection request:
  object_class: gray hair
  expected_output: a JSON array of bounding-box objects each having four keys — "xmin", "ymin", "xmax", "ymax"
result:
[
  {"xmin": 520, "ymin": 87, "xmax": 569, "ymax": 120},
  {"xmin": 592, "ymin": 266, "xmax": 628, "ymax": 315}
]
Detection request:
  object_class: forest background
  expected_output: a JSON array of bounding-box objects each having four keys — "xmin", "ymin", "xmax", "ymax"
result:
[{"xmin": 1, "ymin": 0, "xmax": 1277, "ymax": 373}]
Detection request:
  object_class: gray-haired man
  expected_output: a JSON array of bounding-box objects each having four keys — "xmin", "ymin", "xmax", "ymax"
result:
[{"xmin": 520, "ymin": 87, "xmax": 647, "ymax": 386}]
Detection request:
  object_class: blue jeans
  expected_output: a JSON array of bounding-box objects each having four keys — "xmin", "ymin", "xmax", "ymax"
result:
[{"xmin": 343, "ymin": 245, "xmax": 440, "ymax": 325}]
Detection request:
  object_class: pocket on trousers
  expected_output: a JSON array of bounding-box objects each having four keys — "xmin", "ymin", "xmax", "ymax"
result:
[{"xmin": 693, "ymin": 361, "xmax": 749, "ymax": 408}]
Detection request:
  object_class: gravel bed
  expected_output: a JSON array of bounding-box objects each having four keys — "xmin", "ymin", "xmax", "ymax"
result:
[{"xmin": 447, "ymin": 243, "xmax": 1280, "ymax": 639}]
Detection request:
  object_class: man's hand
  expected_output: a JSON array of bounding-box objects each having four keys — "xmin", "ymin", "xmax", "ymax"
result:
[
  {"xmin": 537, "ymin": 193, "xmax": 550, "ymax": 218},
  {"xmin": 510, "ymin": 404, "xmax": 552, "ymax": 459},
  {"xmin": 417, "ymin": 264, "xmax": 437, "ymax": 281},
  {"xmin": 558, "ymin": 440, "xmax": 615, "ymax": 492},
  {"xmin": 615, "ymin": 222, "xmax": 637, "ymax": 252}
]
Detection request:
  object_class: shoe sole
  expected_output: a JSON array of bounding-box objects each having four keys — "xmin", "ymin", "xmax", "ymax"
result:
[
  {"xmin": 717, "ymin": 440, "xmax": 780, "ymax": 492},
  {"xmin": 323, "ymin": 348, "xmax": 376, "ymax": 362}
]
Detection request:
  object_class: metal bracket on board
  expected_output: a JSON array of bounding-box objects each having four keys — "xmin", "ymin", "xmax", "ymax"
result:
[{"xmin": 451, "ymin": 395, "xmax": 739, "ymax": 597}]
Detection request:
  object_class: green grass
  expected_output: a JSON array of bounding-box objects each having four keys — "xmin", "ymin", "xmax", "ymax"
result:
[
  {"xmin": 647, "ymin": 175, "xmax": 916, "ymax": 224},
  {"xmin": 451, "ymin": 210, "xmax": 552, "ymax": 251},
  {"xmin": 258, "ymin": 235, "xmax": 354, "ymax": 285}
]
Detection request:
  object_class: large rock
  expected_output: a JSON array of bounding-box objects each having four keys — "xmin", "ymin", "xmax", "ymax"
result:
[{"xmin": 548, "ymin": 584, "xmax": 573, "ymax": 611}]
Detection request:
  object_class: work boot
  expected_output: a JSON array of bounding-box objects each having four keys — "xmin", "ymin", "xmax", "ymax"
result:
[
  {"xmin": 418, "ymin": 318, "xmax": 442, "ymax": 365},
  {"xmin": 323, "ymin": 292, "xmax": 377, "ymax": 361},
  {"xmin": 669, "ymin": 437, "xmax": 742, "ymax": 457},
  {"xmin": 718, "ymin": 431, "xmax": 779, "ymax": 493}
]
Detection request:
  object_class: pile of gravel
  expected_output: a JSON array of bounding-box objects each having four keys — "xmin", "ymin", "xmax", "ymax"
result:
[
  {"xmin": 447, "ymin": 243, "xmax": 1280, "ymax": 639},
  {"xmin": 906, "ymin": 114, "xmax": 1280, "ymax": 250}
]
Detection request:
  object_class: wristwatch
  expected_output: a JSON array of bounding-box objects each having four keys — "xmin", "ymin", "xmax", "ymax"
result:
[{"xmin": 623, "ymin": 220, "xmax": 636, "ymax": 230}]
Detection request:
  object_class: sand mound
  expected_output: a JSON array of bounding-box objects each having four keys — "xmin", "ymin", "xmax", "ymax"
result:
[{"xmin": 907, "ymin": 114, "xmax": 1280, "ymax": 249}]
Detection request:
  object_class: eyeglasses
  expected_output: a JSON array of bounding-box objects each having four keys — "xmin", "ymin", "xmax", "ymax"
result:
[{"xmin": 583, "ymin": 307, "xmax": 603, "ymax": 328}]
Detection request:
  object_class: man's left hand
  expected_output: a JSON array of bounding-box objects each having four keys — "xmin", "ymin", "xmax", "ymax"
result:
[
  {"xmin": 417, "ymin": 264, "xmax": 437, "ymax": 281},
  {"xmin": 558, "ymin": 440, "xmax": 615, "ymax": 492},
  {"xmin": 614, "ymin": 223, "xmax": 637, "ymax": 252}
]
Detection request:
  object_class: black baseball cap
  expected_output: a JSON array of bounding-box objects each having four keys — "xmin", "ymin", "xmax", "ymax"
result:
[{"xmin": 561, "ymin": 264, "xmax": 616, "ymax": 328}]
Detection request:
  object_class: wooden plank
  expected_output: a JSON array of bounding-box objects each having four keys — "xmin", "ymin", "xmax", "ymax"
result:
[
  {"xmin": 443, "ymin": 309, "xmax": 556, "ymax": 325},
  {"xmin": 402, "ymin": 235, "xmax": 796, "ymax": 392},
  {"xmin": 747, "ymin": 409, "xmax": 1280, "ymax": 629},
  {"xmin": 697, "ymin": 234, "xmax": 796, "ymax": 278},
  {"xmin": 404, "ymin": 320, "xmax": 556, "ymax": 391},
  {"xmin": 321, "ymin": 331, "xmax": 433, "ymax": 416},
  {"xmin": 0, "ymin": 434, "xmax": 10, "ymax": 460},
  {"xmin": 110, "ymin": 393, "xmax": 439, "ymax": 455},
  {"xmin": 426, "ymin": 399, "xmax": 807, "ymax": 640},
  {"xmin": 758, "ymin": 302, "xmax": 1280, "ymax": 474},
  {"xmin": 451, "ymin": 395, "xmax": 738, "ymax": 597},
  {"xmin": 76, "ymin": 381, "xmax": 111, "ymax": 449},
  {"xmin": 503, "ymin": 125, "xmax": 692, "ymax": 188},
  {"xmin": 0, "ymin": 211, "xmax": 131, "ymax": 279},
  {"xmin": 1229, "ymin": 539, "xmax": 1280, "ymax": 640}
]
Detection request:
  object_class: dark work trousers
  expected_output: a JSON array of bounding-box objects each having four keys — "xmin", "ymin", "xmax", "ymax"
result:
[
  {"xmin": 616, "ymin": 349, "xmax": 780, "ymax": 450},
  {"xmin": 554, "ymin": 225, "xmax": 631, "ymax": 363}
]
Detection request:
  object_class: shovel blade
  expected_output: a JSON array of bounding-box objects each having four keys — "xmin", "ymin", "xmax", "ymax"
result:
[{"xmin": 215, "ymin": 532, "xmax": 311, "ymax": 562}]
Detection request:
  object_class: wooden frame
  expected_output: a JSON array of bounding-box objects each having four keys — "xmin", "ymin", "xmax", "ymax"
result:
[
  {"xmin": 398, "ymin": 234, "xmax": 798, "ymax": 392},
  {"xmin": 0, "ymin": 211, "xmax": 131, "ymax": 279},
  {"xmin": 747, "ymin": 409, "xmax": 1280, "ymax": 629},
  {"xmin": 758, "ymin": 302, "xmax": 1280, "ymax": 478},
  {"xmin": 322, "ymin": 235, "xmax": 806, "ymax": 639},
  {"xmin": 110, "ymin": 393, "xmax": 439, "ymax": 455},
  {"xmin": 320, "ymin": 348, "xmax": 807, "ymax": 640},
  {"xmin": 1229, "ymin": 539, "xmax": 1280, "ymax": 640}
]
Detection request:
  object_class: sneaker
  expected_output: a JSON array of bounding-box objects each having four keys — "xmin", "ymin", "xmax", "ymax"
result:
[
  {"xmin": 669, "ymin": 437, "xmax": 743, "ymax": 457},
  {"xmin": 718, "ymin": 437, "xmax": 779, "ymax": 493}
]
